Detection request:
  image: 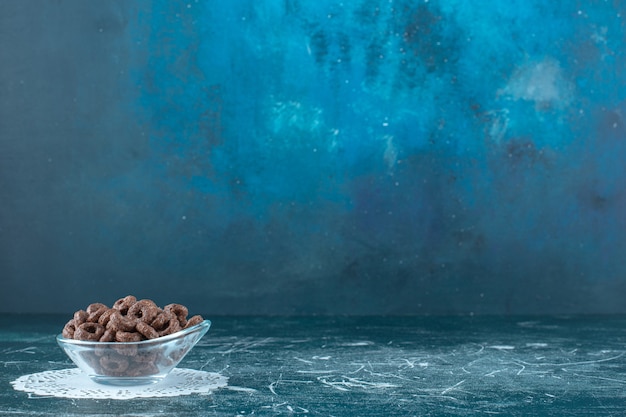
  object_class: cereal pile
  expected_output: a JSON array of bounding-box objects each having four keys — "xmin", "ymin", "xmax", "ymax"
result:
[{"xmin": 62, "ymin": 295, "xmax": 203, "ymax": 342}]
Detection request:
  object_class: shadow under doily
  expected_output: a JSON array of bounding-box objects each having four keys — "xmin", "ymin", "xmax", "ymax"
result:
[{"xmin": 11, "ymin": 368, "xmax": 228, "ymax": 400}]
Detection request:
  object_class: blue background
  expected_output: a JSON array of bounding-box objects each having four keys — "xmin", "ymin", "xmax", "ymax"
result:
[{"xmin": 1, "ymin": 0, "xmax": 626, "ymax": 315}]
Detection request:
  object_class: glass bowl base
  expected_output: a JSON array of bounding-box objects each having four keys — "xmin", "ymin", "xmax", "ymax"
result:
[{"xmin": 90, "ymin": 374, "xmax": 166, "ymax": 386}]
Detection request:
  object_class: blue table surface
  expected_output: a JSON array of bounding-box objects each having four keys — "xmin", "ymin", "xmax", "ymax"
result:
[{"xmin": 2, "ymin": 314, "xmax": 626, "ymax": 416}]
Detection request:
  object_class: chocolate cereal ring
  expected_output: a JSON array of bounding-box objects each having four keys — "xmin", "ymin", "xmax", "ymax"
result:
[
  {"xmin": 151, "ymin": 312, "xmax": 181, "ymax": 336},
  {"xmin": 126, "ymin": 362, "xmax": 159, "ymax": 377},
  {"xmin": 134, "ymin": 350, "xmax": 158, "ymax": 363},
  {"xmin": 115, "ymin": 330, "xmax": 143, "ymax": 343},
  {"xmin": 86, "ymin": 303, "xmax": 108, "ymax": 323},
  {"xmin": 74, "ymin": 322, "xmax": 105, "ymax": 341},
  {"xmin": 98, "ymin": 308, "xmax": 116, "ymax": 327},
  {"xmin": 164, "ymin": 303, "xmax": 189, "ymax": 327},
  {"xmin": 112, "ymin": 295, "xmax": 137, "ymax": 315},
  {"xmin": 62, "ymin": 319, "xmax": 76, "ymax": 339},
  {"xmin": 108, "ymin": 310, "xmax": 137, "ymax": 332},
  {"xmin": 127, "ymin": 299, "xmax": 160, "ymax": 324},
  {"xmin": 99, "ymin": 329, "xmax": 116, "ymax": 342},
  {"xmin": 100, "ymin": 354, "xmax": 129, "ymax": 373},
  {"xmin": 73, "ymin": 310, "xmax": 89, "ymax": 326},
  {"xmin": 86, "ymin": 302, "xmax": 108, "ymax": 315},
  {"xmin": 184, "ymin": 315, "xmax": 204, "ymax": 329},
  {"xmin": 115, "ymin": 345, "xmax": 138, "ymax": 357},
  {"xmin": 114, "ymin": 331, "xmax": 141, "ymax": 356},
  {"xmin": 136, "ymin": 321, "xmax": 159, "ymax": 340},
  {"xmin": 150, "ymin": 312, "xmax": 169, "ymax": 330},
  {"xmin": 94, "ymin": 344, "xmax": 108, "ymax": 358}
]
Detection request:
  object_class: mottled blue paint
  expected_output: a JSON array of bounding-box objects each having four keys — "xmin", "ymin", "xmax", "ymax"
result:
[
  {"xmin": 1, "ymin": 0, "xmax": 626, "ymax": 314},
  {"xmin": 104, "ymin": 0, "xmax": 626, "ymax": 314}
]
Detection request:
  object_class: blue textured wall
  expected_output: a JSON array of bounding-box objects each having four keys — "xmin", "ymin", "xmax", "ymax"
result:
[{"xmin": 1, "ymin": 0, "xmax": 626, "ymax": 314}]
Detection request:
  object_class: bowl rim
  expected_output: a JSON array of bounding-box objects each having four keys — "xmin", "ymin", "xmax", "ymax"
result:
[{"xmin": 56, "ymin": 319, "xmax": 211, "ymax": 346}]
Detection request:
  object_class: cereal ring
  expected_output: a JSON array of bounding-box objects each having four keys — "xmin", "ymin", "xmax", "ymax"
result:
[
  {"xmin": 151, "ymin": 312, "xmax": 181, "ymax": 336},
  {"xmin": 159, "ymin": 318, "xmax": 180, "ymax": 336},
  {"xmin": 115, "ymin": 344, "xmax": 139, "ymax": 357},
  {"xmin": 73, "ymin": 310, "xmax": 89, "ymax": 326},
  {"xmin": 86, "ymin": 302, "xmax": 108, "ymax": 315},
  {"xmin": 100, "ymin": 354, "xmax": 129, "ymax": 373},
  {"xmin": 164, "ymin": 303, "xmax": 189, "ymax": 327},
  {"xmin": 184, "ymin": 315, "xmax": 204, "ymax": 329},
  {"xmin": 94, "ymin": 343, "xmax": 110, "ymax": 357},
  {"xmin": 108, "ymin": 310, "xmax": 137, "ymax": 332},
  {"xmin": 112, "ymin": 295, "xmax": 137, "ymax": 315},
  {"xmin": 98, "ymin": 308, "xmax": 116, "ymax": 327},
  {"xmin": 150, "ymin": 312, "xmax": 169, "ymax": 330},
  {"xmin": 128, "ymin": 299, "xmax": 160, "ymax": 324},
  {"xmin": 113, "ymin": 331, "xmax": 142, "ymax": 357},
  {"xmin": 74, "ymin": 322, "xmax": 105, "ymax": 341},
  {"xmin": 126, "ymin": 362, "xmax": 159, "ymax": 377},
  {"xmin": 62, "ymin": 319, "xmax": 76, "ymax": 339},
  {"xmin": 99, "ymin": 329, "xmax": 116, "ymax": 342},
  {"xmin": 136, "ymin": 321, "xmax": 159, "ymax": 339},
  {"xmin": 134, "ymin": 350, "xmax": 158, "ymax": 363},
  {"xmin": 115, "ymin": 330, "xmax": 143, "ymax": 343},
  {"xmin": 86, "ymin": 303, "xmax": 108, "ymax": 323}
]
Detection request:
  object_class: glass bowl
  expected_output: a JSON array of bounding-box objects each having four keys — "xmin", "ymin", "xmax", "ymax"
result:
[{"xmin": 56, "ymin": 319, "xmax": 211, "ymax": 386}]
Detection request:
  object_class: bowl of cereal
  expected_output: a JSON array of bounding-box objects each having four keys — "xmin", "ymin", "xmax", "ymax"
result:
[{"xmin": 56, "ymin": 296, "xmax": 210, "ymax": 386}]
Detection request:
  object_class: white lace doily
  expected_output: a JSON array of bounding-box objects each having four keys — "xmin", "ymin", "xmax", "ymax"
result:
[{"xmin": 11, "ymin": 368, "xmax": 228, "ymax": 400}]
